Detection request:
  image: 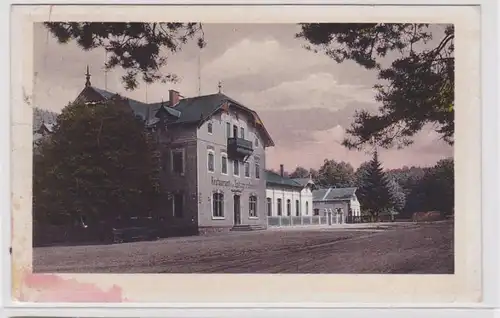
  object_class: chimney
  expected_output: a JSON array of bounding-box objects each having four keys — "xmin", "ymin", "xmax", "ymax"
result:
[
  {"xmin": 280, "ymin": 164, "xmax": 284, "ymax": 177},
  {"xmin": 169, "ymin": 89, "xmax": 180, "ymax": 107}
]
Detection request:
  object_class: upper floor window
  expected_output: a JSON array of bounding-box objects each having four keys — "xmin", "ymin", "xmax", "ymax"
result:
[
  {"xmin": 255, "ymin": 136, "xmax": 259, "ymax": 147},
  {"xmin": 208, "ymin": 151, "xmax": 215, "ymax": 172},
  {"xmin": 255, "ymin": 162, "xmax": 260, "ymax": 179},
  {"xmin": 226, "ymin": 122, "xmax": 231, "ymax": 138},
  {"xmin": 244, "ymin": 162, "xmax": 250, "ymax": 178},
  {"xmin": 171, "ymin": 149, "xmax": 184, "ymax": 175},
  {"xmin": 249, "ymin": 195, "xmax": 258, "ymax": 218},
  {"xmin": 232, "ymin": 125, "xmax": 238, "ymax": 139},
  {"xmin": 240, "ymin": 127, "xmax": 245, "ymax": 139},
  {"xmin": 221, "ymin": 153, "xmax": 228, "ymax": 175},
  {"xmin": 207, "ymin": 122, "xmax": 213, "ymax": 134},
  {"xmin": 233, "ymin": 160, "xmax": 240, "ymax": 176}
]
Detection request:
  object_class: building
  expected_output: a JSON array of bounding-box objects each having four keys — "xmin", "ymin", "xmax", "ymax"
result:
[
  {"xmin": 265, "ymin": 165, "xmax": 315, "ymax": 227},
  {"xmin": 312, "ymin": 187, "xmax": 362, "ymax": 224},
  {"xmin": 73, "ymin": 67, "xmax": 274, "ymax": 234}
]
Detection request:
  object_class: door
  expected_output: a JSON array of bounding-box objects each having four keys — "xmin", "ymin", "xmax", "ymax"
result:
[{"xmin": 233, "ymin": 195, "xmax": 241, "ymax": 225}]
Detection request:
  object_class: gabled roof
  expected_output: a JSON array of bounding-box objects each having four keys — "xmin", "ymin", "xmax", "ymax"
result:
[
  {"xmin": 312, "ymin": 187, "xmax": 357, "ymax": 202},
  {"xmin": 77, "ymin": 87, "xmax": 274, "ymax": 147},
  {"xmin": 89, "ymin": 87, "xmax": 181, "ymax": 119},
  {"xmin": 266, "ymin": 170, "xmax": 303, "ymax": 189},
  {"xmin": 169, "ymin": 93, "xmax": 274, "ymax": 147}
]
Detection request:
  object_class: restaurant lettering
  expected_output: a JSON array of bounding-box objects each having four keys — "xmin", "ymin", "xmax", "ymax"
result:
[{"xmin": 211, "ymin": 176, "xmax": 256, "ymax": 189}]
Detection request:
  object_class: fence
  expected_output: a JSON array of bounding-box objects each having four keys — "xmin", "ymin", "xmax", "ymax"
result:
[{"xmin": 267, "ymin": 215, "xmax": 329, "ymax": 227}]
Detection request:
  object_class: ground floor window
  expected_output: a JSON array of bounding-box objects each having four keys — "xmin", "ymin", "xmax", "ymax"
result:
[
  {"xmin": 213, "ymin": 192, "xmax": 224, "ymax": 218},
  {"xmin": 277, "ymin": 198, "xmax": 282, "ymax": 216},
  {"xmin": 173, "ymin": 192, "xmax": 184, "ymax": 218},
  {"xmin": 313, "ymin": 208, "xmax": 320, "ymax": 216},
  {"xmin": 295, "ymin": 200, "xmax": 300, "ymax": 216},
  {"xmin": 266, "ymin": 198, "xmax": 272, "ymax": 216},
  {"xmin": 249, "ymin": 195, "xmax": 258, "ymax": 217},
  {"xmin": 305, "ymin": 201, "xmax": 309, "ymax": 215},
  {"xmin": 286, "ymin": 199, "xmax": 291, "ymax": 216}
]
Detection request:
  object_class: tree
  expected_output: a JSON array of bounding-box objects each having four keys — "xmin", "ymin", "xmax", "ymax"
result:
[
  {"xmin": 317, "ymin": 159, "xmax": 355, "ymax": 187},
  {"xmin": 356, "ymin": 151, "xmax": 392, "ymax": 221},
  {"xmin": 289, "ymin": 166, "xmax": 310, "ymax": 179},
  {"xmin": 33, "ymin": 99, "xmax": 160, "ymax": 226},
  {"xmin": 45, "ymin": 22, "xmax": 205, "ymax": 90},
  {"xmin": 387, "ymin": 175, "xmax": 406, "ymax": 217},
  {"xmin": 405, "ymin": 158, "xmax": 454, "ymax": 216},
  {"xmin": 296, "ymin": 23, "xmax": 454, "ymax": 149}
]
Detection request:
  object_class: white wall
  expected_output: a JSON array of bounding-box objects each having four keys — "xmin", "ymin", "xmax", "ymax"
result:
[{"xmin": 266, "ymin": 186, "xmax": 308, "ymax": 217}]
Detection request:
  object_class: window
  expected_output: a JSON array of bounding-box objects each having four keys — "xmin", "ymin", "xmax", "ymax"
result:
[
  {"xmin": 171, "ymin": 149, "xmax": 184, "ymax": 174},
  {"xmin": 287, "ymin": 199, "xmax": 291, "ymax": 216},
  {"xmin": 296, "ymin": 200, "xmax": 300, "ymax": 216},
  {"xmin": 244, "ymin": 162, "xmax": 250, "ymax": 177},
  {"xmin": 249, "ymin": 195, "xmax": 258, "ymax": 217},
  {"xmin": 207, "ymin": 122, "xmax": 213, "ymax": 134},
  {"xmin": 277, "ymin": 199, "xmax": 282, "ymax": 216},
  {"xmin": 233, "ymin": 125, "xmax": 238, "ymax": 138},
  {"xmin": 221, "ymin": 153, "xmax": 228, "ymax": 175},
  {"xmin": 233, "ymin": 160, "xmax": 240, "ymax": 176},
  {"xmin": 212, "ymin": 192, "xmax": 224, "ymax": 218},
  {"xmin": 207, "ymin": 151, "xmax": 215, "ymax": 172},
  {"xmin": 240, "ymin": 127, "xmax": 245, "ymax": 139},
  {"xmin": 267, "ymin": 198, "xmax": 272, "ymax": 216},
  {"xmin": 173, "ymin": 192, "xmax": 184, "ymax": 218},
  {"xmin": 226, "ymin": 122, "xmax": 231, "ymax": 137},
  {"xmin": 255, "ymin": 162, "xmax": 260, "ymax": 179},
  {"xmin": 305, "ymin": 201, "xmax": 309, "ymax": 215},
  {"xmin": 314, "ymin": 208, "xmax": 320, "ymax": 216},
  {"xmin": 255, "ymin": 137, "xmax": 259, "ymax": 147}
]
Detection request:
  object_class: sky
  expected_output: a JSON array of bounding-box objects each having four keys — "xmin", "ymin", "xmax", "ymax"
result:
[{"xmin": 33, "ymin": 23, "xmax": 453, "ymax": 171}]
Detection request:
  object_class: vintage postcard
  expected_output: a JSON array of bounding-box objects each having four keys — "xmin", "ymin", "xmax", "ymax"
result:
[{"xmin": 10, "ymin": 4, "xmax": 481, "ymax": 304}]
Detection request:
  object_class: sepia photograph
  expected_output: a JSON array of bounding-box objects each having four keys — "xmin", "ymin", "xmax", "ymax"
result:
[{"xmin": 30, "ymin": 21, "xmax": 456, "ymax": 275}]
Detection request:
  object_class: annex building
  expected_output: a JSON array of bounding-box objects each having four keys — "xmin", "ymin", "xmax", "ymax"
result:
[{"xmin": 73, "ymin": 67, "xmax": 274, "ymax": 234}]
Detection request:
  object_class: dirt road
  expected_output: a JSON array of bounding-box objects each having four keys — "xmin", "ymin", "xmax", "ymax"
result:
[{"xmin": 33, "ymin": 221, "xmax": 454, "ymax": 274}]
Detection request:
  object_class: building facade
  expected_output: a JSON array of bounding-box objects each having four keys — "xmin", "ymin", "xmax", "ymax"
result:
[
  {"xmin": 73, "ymin": 68, "xmax": 274, "ymax": 234},
  {"xmin": 312, "ymin": 187, "xmax": 362, "ymax": 224},
  {"xmin": 265, "ymin": 166, "xmax": 315, "ymax": 226}
]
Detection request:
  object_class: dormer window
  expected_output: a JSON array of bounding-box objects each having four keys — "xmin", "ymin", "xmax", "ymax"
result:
[{"xmin": 207, "ymin": 122, "xmax": 213, "ymax": 134}]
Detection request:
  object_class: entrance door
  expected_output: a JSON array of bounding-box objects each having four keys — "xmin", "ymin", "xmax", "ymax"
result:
[{"xmin": 233, "ymin": 195, "xmax": 241, "ymax": 225}]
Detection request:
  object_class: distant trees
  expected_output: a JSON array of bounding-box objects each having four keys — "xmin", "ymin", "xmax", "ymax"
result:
[
  {"xmin": 316, "ymin": 159, "xmax": 355, "ymax": 187},
  {"xmin": 33, "ymin": 99, "xmax": 160, "ymax": 226},
  {"xmin": 288, "ymin": 166, "xmax": 310, "ymax": 179}
]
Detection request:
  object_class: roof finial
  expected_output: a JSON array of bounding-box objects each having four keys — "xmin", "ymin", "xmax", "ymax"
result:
[
  {"xmin": 85, "ymin": 65, "xmax": 91, "ymax": 87},
  {"xmin": 218, "ymin": 81, "xmax": 222, "ymax": 94}
]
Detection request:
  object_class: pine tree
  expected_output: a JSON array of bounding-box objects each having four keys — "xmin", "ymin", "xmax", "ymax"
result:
[{"xmin": 357, "ymin": 150, "xmax": 392, "ymax": 222}]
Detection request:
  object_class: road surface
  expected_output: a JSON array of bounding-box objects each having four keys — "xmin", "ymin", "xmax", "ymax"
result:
[{"xmin": 33, "ymin": 220, "xmax": 454, "ymax": 274}]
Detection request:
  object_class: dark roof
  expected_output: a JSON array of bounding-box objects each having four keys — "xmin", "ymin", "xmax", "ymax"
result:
[
  {"xmin": 266, "ymin": 170, "xmax": 303, "ymax": 189},
  {"xmin": 170, "ymin": 93, "xmax": 274, "ymax": 147},
  {"xmin": 88, "ymin": 87, "xmax": 274, "ymax": 147},
  {"xmin": 291, "ymin": 178, "xmax": 314, "ymax": 187},
  {"xmin": 312, "ymin": 187, "xmax": 357, "ymax": 202},
  {"xmin": 91, "ymin": 87, "xmax": 181, "ymax": 119}
]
